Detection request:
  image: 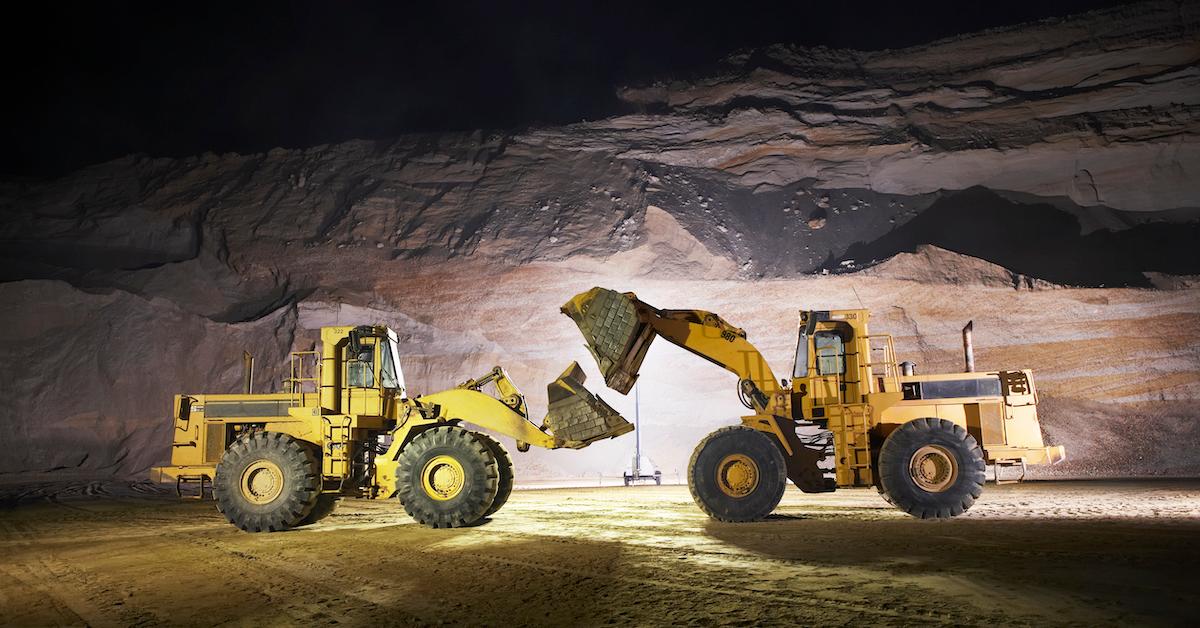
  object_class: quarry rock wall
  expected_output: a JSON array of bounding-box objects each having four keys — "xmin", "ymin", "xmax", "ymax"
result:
[{"xmin": 1, "ymin": 1, "xmax": 1197, "ymax": 481}]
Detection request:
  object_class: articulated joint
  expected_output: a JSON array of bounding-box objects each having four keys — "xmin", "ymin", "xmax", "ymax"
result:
[{"xmin": 739, "ymin": 379, "xmax": 770, "ymax": 411}]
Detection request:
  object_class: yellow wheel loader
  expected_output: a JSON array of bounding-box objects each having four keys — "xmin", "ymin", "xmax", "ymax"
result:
[
  {"xmin": 152, "ymin": 325, "xmax": 632, "ymax": 531},
  {"xmin": 561, "ymin": 288, "xmax": 1065, "ymax": 521}
]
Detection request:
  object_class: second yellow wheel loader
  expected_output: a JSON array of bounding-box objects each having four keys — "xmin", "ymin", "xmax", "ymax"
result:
[
  {"xmin": 152, "ymin": 325, "xmax": 632, "ymax": 531},
  {"xmin": 562, "ymin": 288, "xmax": 1065, "ymax": 521}
]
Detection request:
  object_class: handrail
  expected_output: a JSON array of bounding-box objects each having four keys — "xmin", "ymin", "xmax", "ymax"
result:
[
  {"xmin": 286, "ymin": 351, "xmax": 322, "ymax": 406},
  {"xmin": 862, "ymin": 334, "xmax": 899, "ymax": 393}
]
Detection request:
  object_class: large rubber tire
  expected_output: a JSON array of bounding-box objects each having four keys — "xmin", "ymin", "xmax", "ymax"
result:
[
  {"xmin": 396, "ymin": 425, "xmax": 500, "ymax": 528},
  {"xmin": 471, "ymin": 432, "xmax": 514, "ymax": 517},
  {"xmin": 298, "ymin": 494, "xmax": 341, "ymax": 526},
  {"xmin": 877, "ymin": 418, "xmax": 986, "ymax": 519},
  {"xmin": 688, "ymin": 426, "xmax": 788, "ymax": 522},
  {"xmin": 213, "ymin": 432, "xmax": 321, "ymax": 532}
]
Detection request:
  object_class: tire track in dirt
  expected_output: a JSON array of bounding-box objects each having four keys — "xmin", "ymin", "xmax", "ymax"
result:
[
  {"xmin": 441, "ymin": 543, "xmax": 972, "ymax": 625},
  {"xmin": 152, "ymin": 529, "xmax": 427, "ymax": 625},
  {"xmin": 3, "ymin": 513, "xmax": 415, "ymax": 626},
  {"xmin": 291, "ymin": 497, "xmax": 1013, "ymax": 624},
  {"xmin": 459, "ymin": 516, "xmax": 947, "ymax": 619},
  {"xmin": 278, "ymin": 503, "xmax": 986, "ymax": 626},
  {"xmin": 3, "ymin": 483, "xmax": 1196, "ymax": 625},
  {"xmin": 141, "ymin": 515, "xmax": 870, "ymax": 625},
  {"xmin": 419, "ymin": 499, "xmax": 1103, "ymax": 626},
  {"xmin": 0, "ymin": 563, "xmax": 95, "ymax": 626},
  {"xmin": 0, "ymin": 520, "xmax": 161, "ymax": 627}
]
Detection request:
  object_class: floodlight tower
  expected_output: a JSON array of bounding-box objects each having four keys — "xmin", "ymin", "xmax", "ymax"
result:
[
  {"xmin": 634, "ymin": 383, "xmax": 642, "ymax": 479},
  {"xmin": 624, "ymin": 382, "xmax": 662, "ymax": 486}
]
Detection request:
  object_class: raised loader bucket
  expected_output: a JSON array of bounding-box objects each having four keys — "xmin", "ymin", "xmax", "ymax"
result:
[
  {"xmin": 561, "ymin": 287, "xmax": 653, "ymax": 394},
  {"xmin": 543, "ymin": 361, "xmax": 634, "ymax": 448}
]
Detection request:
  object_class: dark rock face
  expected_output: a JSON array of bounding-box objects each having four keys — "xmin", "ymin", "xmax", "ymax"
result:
[
  {"xmin": 841, "ymin": 187, "xmax": 1200, "ymax": 286},
  {"xmin": 1, "ymin": 1, "xmax": 1198, "ymax": 480},
  {"xmin": 0, "ymin": 281, "xmax": 296, "ymax": 477},
  {"xmin": 612, "ymin": 1, "xmax": 1199, "ymax": 213}
]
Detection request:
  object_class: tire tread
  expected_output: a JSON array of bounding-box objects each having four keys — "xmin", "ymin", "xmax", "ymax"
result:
[
  {"xmin": 877, "ymin": 418, "xmax": 986, "ymax": 519},
  {"xmin": 395, "ymin": 426, "xmax": 499, "ymax": 528},
  {"xmin": 213, "ymin": 431, "xmax": 321, "ymax": 532},
  {"xmin": 688, "ymin": 425, "xmax": 787, "ymax": 523}
]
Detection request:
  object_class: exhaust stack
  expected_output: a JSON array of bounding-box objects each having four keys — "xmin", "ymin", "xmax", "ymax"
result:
[
  {"xmin": 962, "ymin": 321, "xmax": 975, "ymax": 373},
  {"xmin": 243, "ymin": 351, "xmax": 254, "ymax": 394}
]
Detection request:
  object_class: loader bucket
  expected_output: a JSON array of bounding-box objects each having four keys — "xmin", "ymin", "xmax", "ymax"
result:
[
  {"xmin": 561, "ymin": 287, "xmax": 652, "ymax": 394},
  {"xmin": 543, "ymin": 361, "xmax": 634, "ymax": 448}
]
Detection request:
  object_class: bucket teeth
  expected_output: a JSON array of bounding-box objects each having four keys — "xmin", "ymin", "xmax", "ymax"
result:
[
  {"xmin": 561, "ymin": 287, "xmax": 644, "ymax": 394},
  {"xmin": 543, "ymin": 361, "xmax": 634, "ymax": 448}
]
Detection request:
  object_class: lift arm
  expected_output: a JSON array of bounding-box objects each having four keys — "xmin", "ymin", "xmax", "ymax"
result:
[
  {"xmin": 455, "ymin": 366, "xmax": 529, "ymax": 417},
  {"xmin": 561, "ymin": 288, "xmax": 786, "ymax": 416}
]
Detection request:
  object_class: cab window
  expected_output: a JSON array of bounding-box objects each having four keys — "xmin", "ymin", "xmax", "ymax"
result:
[
  {"xmin": 380, "ymin": 341, "xmax": 399, "ymax": 389},
  {"xmin": 792, "ymin": 329, "xmax": 809, "ymax": 378},
  {"xmin": 347, "ymin": 345, "xmax": 375, "ymax": 388},
  {"xmin": 814, "ymin": 332, "xmax": 845, "ymax": 375}
]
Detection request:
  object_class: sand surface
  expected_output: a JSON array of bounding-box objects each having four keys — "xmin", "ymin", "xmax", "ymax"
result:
[{"xmin": 1, "ymin": 480, "xmax": 1197, "ymax": 626}]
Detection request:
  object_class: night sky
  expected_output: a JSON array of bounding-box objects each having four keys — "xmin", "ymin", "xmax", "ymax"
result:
[{"xmin": 3, "ymin": 0, "xmax": 1124, "ymax": 177}]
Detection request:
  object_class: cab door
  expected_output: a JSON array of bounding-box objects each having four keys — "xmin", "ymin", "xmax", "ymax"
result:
[
  {"xmin": 793, "ymin": 324, "xmax": 848, "ymax": 419},
  {"xmin": 810, "ymin": 330, "xmax": 847, "ymax": 407},
  {"xmin": 343, "ymin": 338, "xmax": 384, "ymax": 417}
]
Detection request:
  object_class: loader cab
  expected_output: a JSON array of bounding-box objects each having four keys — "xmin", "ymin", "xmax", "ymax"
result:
[
  {"xmin": 345, "ymin": 327, "xmax": 405, "ymax": 390},
  {"xmin": 319, "ymin": 325, "xmax": 406, "ymax": 417},
  {"xmin": 791, "ymin": 310, "xmax": 874, "ymax": 420}
]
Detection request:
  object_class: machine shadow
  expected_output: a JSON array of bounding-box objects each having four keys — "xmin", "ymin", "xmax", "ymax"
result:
[
  {"xmin": 701, "ymin": 515, "xmax": 1200, "ymax": 624},
  {"xmin": 762, "ymin": 513, "xmax": 807, "ymax": 521}
]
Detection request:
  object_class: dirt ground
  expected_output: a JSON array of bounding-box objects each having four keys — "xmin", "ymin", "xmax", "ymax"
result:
[{"xmin": 1, "ymin": 480, "xmax": 1197, "ymax": 627}]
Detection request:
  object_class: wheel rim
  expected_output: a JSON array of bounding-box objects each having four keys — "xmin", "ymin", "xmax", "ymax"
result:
[
  {"xmin": 421, "ymin": 455, "xmax": 465, "ymax": 501},
  {"xmin": 240, "ymin": 460, "xmax": 284, "ymax": 504},
  {"xmin": 716, "ymin": 453, "xmax": 759, "ymax": 498},
  {"xmin": 909, "ymin": 445, "xmax": 959, "ymax": 493}
]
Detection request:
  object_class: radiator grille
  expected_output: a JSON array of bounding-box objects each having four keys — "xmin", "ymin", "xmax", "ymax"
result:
[
  {"xmin": 205, "ymin": 424, "xmax": 226, "ymax": 463},
  {"xmin": 979, "ymin": 402, "xmax": 1005, "ymax": 445},
  {"xmin": 202, "ymin": 400, "xmax": 293, "ymax": 418}
]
